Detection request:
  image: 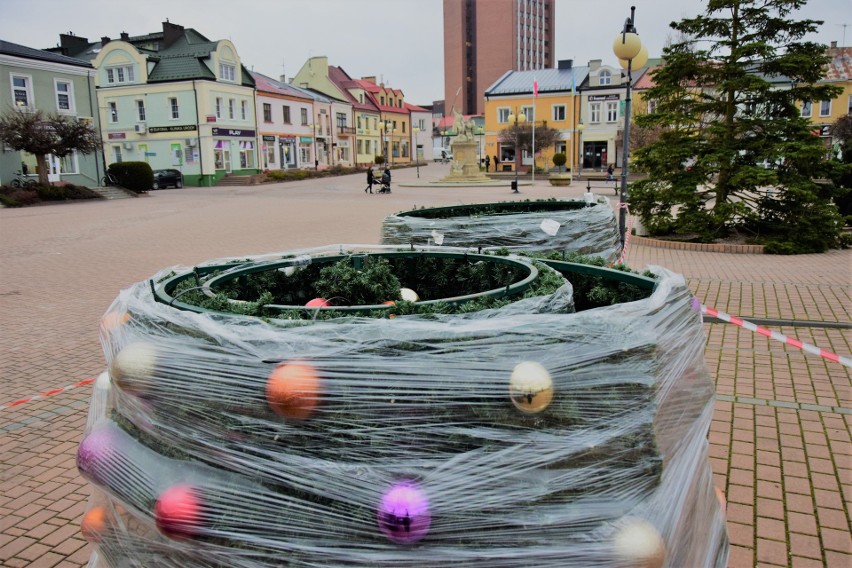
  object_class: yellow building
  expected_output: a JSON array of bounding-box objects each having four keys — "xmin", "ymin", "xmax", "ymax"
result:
[
  {"xmin": 804, "ymin": 44, "xmax": 851, "ymax": 154},
  {"xmin": 483, "ymin": 62, "xmax": 587, "ymax": 173}
]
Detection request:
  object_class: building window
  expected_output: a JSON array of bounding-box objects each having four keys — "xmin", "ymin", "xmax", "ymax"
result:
[
  {"xmin": 819, "ymin": 99, "xmax": 831, "ymax": 117},
  {"xmin": 266, "ymin": 143, "xmax": 275, "ymax": 166},
  {"xmin": 498, "ymin": 108, "xmax": 510, "ymax": 123},
  {"xmin": 263, "ymin": 103, "xmax": 272, "ymax": 122},
  {"xmin": 239, "ymin": 141, "xmax": 255, "ymax": 169},
  {"xmin": 599, "ymin": 70, "xmax": 611, "ymax": 86},
  {"xmin": 11, "ymin": 74, "xmax": 33, "ymax": 108},
  {"xmin": 59, "ymin": 152, "xmax": 79, "ymax": 174},
  {"xmin": 106, "ymin": 65, "xmax": 134, "ymax": 85},
  {"xmin": 590, "ymin": 102, "xmax": 601, "ymax": 123},
  {"xmin": 283, "ymin": 105, "xmax": 291, "ymax": 124},
  {"xmin": 848, "ymin": 94, "xmax": 852, "ymax": 114},
  {"xmin": 108, "ymin": 101, "xmax": 118, "ymax": 123},
  {"xmin": 801, "ymin": 100, "xmax": 812, "ymax": 117},
  {"xmin": 113, "ymin": 145, "xmax": 123, "ymax": 163},
  {"xmin": 216, "ymin": 97, "xmax": 223, "ymax": 118},
  {"xmin": 241, "ymin": 100, "xmax": 247, "ymax": 120},
  {"xmin": 552, "ymin": 105, "xmax": 566, "ymax": 121},
  {"xmin": 357, "ymin": 139, "xmax": 363, "ymax": 154},
  {"xmin": 381, "ymin": 96, "xmax": 385, "ymax": 105},
  {"xmin": 301, "ymin": 108, "xmax": 308, "ymax": 125},
  {"xmin": 402, "ymin": 122, "xmax": 406, "ymax": 133},
  {"xmin": 606, "ymin": 101, "xmax": 618, "ymax": 122},
  {"xmin": 220, "ymin": 63, "xmax": 236, "ymax": 82},
  {"xmin": 135, "ymin": 99, "xmax": 146, "ymax": 122},
  {"xmin": 336, "ymin": 112, "xmax": 347, "ymax": 128},
  {"xmin": 169, "ymin": 97, "xmax": 179, "ymax": 119},
  {"xmin": 229, "ymin": 99, "xmax": 235, "ymax": 119},
  {"xmin": 522, "ymin": 106, "xmax": 534, "ymax": 120},
  {"xmin": 648, "ymin": 99, "xmax": 657, "ymax": 114},
  {"xmin": 54, "ymin": 80, "xmax": 74, "ymax": 112}
]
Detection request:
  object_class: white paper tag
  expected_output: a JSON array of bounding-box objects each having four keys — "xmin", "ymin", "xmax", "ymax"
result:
[
  {"xmin": 431, "ymin": 230, "xmax": 445, "ymax": 245},
  {"xmin": 540, "ymin": 219, "xmax": 561, "ymax": 236}
]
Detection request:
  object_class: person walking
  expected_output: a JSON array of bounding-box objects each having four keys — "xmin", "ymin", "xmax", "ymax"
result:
[
  {"xmin": 365, "ymin": 166, "xmax": 374, "ymax": 193},
  {"xmin": 484, "ymin": 155, "xmax": 490, "ymax": 172},
  {"xmin": 493, "ymin": 154, "xmax": 500, "ymax": 172}
]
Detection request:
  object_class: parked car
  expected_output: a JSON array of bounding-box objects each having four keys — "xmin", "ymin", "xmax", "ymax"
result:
[{"xmin": 152, "ymin": 169, "xmax": 183, "ymax": 190}]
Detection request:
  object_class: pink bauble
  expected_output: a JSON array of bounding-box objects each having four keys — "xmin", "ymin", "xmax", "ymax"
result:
[
  {"xmin": 305, "ymin": 298, "xmax": 330, "ymax": 308},
  {"xmin": 155, "ymin": 484, "xmax": 204, "ymax": 538},
  {"xmin": 377, "ymin": 480, "xmax": 431, "ymax": 544}
]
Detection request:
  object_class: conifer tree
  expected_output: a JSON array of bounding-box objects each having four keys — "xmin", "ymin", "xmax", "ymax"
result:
[{"xmin": 631, "ymin": 0, "xmax": 843, "ymax": 252}]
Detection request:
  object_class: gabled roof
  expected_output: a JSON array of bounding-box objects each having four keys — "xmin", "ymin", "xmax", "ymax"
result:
[
  {"xmin": 405, "ymin": 102, "xmax": 430, "ymax": 113},
  {"xmin": 252, "ymin": 72, "xmax": 314, "ymax": 101},
  {"xmin": 327, "ymin": 65, "xmax": 379, "ymax": 112},
  {"xmin": 485, "ymin": 67, "xmax": 591, "ymax": 96},
  {"xmin": 0, "ymin": 39, "xmax": 93, "ymax": 68},
  {"xmin": 633, "ymin": 65, "xmax": 662, "ymax": 89}
]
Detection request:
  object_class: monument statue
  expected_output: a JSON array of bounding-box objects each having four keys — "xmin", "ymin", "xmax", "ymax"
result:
[{"xmin": 439, "ymin": 107, "xmax": 490, "ymax": 183}]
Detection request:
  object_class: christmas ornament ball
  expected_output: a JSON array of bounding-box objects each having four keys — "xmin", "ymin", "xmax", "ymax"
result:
[
  {"xmin": 377, "ymin": 480, "xmax": 431, "ymax": 544},
  {"xmin": 266, "ymin": 360, "xmax": 322, "ymax": 420},
  {"xmin": 509, "ymin": 361, "xmax": 554, "ymax": 413},
  {"xmin": 110, "ymin": 342, "xmax": 158, "ymax": 391},
  {"xmin": 306, "ymin": 298, "xmax": 330, "ymax": 308},
  {"xmin": 76, "ymin": 427, "xmax": 117, "ymax": 484},
  {"xmin": 399, "ymin": 287, "xmax": 419, "ymax": 302},
  {"xmin": 80, "ymin": 505, "xmax": 108, "ymax": 542},
  {"xmin": 155, "ymin": 484, "xmax": 204, "ymax": 538},
  {"xmin": 613, "ymin": 518, "xmax": 666, "ymax": 568}
]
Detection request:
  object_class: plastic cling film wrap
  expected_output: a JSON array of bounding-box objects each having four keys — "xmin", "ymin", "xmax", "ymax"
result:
[
  {"xmin": 81, "ymin": 245, "xmax": 728, "ymax": 567},
  {"xmin": 381, "ymin": 199, "xmax": 621, "ymax": 262}
]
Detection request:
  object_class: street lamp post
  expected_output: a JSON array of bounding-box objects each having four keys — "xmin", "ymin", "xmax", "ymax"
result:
[
  {"xmin": 612, "ymin": 5, "xmax": 645, "ymax": 249},
  {"xmin": 576, "ymin": 122, "xmax": 585, "ymax": 179},
  {"xmin": 413, "ymin": 127, "xmax": 421, "ymax": 178},
  {"xmin": 507, "ymin": 109, "xmax": 527, "ymax": 193}
]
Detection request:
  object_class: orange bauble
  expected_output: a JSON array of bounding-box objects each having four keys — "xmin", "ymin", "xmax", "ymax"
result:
[
  {"xmin": 100, "ymin": 311, "xmax": 130, "ymax": 332},
  {"xmin": 266, "ymin": 360, "xmax": 322, "ymax": 420},
  {"xmin": 80, "ymin": 506, "xmax": 107, "ymax": 542}
]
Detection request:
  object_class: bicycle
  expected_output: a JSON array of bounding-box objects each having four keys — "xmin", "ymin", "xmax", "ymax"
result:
[
  {"xmin": 9, "ymin": 170, "xmax": 38, "ymax": 189},
  {"xmin": 101, "ymin": 172, "xmax": 120, "ymax": 187}
]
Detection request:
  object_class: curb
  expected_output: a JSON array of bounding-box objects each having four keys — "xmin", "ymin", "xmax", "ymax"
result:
[{"xmin": 632, "ymin": 235, "xmax": 764, "ymax": 254}]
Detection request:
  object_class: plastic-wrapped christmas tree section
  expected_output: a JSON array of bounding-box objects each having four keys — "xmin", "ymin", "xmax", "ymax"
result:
[
  {"xmin": 381, "ymin": 199, "xmax": 622, "ymax": 262},
  {"xmin": 79, "ymin": 245, "xmax": 729, "ymax": 567}
]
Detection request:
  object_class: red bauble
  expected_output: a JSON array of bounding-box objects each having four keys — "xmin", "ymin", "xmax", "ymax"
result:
[
  {"xmin": 305, "ymin": 298, "xmax": 330, "ymax": 307},
  {"xmin": 155, "ymin": 484, "xmax": 204, "ymax": 538}
]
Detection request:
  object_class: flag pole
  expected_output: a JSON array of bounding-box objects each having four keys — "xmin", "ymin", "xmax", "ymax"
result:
[{"xmin": 532, "ymin": 77, "xmax": 537, "ymax": 184}]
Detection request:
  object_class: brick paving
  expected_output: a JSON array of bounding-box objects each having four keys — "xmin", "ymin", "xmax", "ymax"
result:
[{"xmin": 1, "ymin": 163, "xmax": 850, "ymax": 567}]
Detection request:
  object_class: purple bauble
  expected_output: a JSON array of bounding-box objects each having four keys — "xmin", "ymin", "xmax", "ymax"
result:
[
  {"xmin": 377, "ymin": 480, "xmax": 431, "ymax": 544},
  {"xmin": 76, "ymin": 426, "xmax": 116, "ymax": 484},
  {"xmin": 690, "ymin": 296, "xmax": 701, "ymax": 312}
]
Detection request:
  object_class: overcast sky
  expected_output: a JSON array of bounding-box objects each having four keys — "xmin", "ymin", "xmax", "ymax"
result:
[{"xmin": 1, "ymin": 0, "xmax": 848, "ymax": 105}]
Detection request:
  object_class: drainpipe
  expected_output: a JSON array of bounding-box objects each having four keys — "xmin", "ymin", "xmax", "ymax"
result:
[
  {"xmin": 87, "ymin": 68, "xmax": 103, "ymax": 184},
  {"xmin": 192, "ymin": 80, "xmax": 205, "ymax": 185}
]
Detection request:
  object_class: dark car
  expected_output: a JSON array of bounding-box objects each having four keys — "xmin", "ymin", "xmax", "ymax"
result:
[{"xmin": 152, "ymin": 169, "xmax": 183, "ymax": 189}]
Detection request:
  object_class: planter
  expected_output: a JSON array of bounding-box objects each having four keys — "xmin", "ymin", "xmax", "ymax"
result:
[
  {"xmin": 548, "ymin": 173, "xmax": 572, "ymax": 186},
  {"xmin": 382, "ymin": 199, "xmax": 621, "ymax": 262},
  {"xmin": 80, "ymin": 245, "xmax": 727, "ymax": 567}
]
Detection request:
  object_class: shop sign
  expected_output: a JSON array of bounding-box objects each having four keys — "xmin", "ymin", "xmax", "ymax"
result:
[
  {"xmin": 262, "ymin": 135, "xmax": 276, "ymax": 142},
  {"xmin": 148, "ymin": 125, "xmax": 198, "ymax": 133},
  {"xmin": 211, "ymin": 127, "xmax": 256, "ymax": 137},
  {"xmin": 107, "ymin": 132, "xmax": 126, "ymax": 140},
  {"xmin": 299, "ymin": 137, "xmax": 313, "ymax": 143},
  {"xmin": 588, "ymin": 94, "xmax": 620, "ymax": 101}
]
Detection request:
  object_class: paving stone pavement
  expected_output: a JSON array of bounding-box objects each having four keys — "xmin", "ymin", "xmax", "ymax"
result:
[{"xmin": 1, "ymin": 163, "xmax": 850, "ymax": 567}]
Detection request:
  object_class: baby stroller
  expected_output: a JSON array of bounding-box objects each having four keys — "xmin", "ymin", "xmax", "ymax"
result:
[{"xmin": 378, "ymin": 171, "xmax": 391, "ymax": 193}]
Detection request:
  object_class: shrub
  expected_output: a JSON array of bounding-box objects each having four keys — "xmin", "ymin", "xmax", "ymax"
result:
[
  {"xmin": 552, "ymin": 153, "xmax": 567, "ymax": 172},
  {"xmin": 63, "ymin": 183, "xmax": 103, "ymax": 200},
  {"xmin": 0, "ymin": 186, "xmax": 40, "ymax": 207},
  {"xmin": 35, "ymin": 184, "xmax": 67, "ymax": 200},
  {"xmin": 374, "ymin": 155, "xmax": 385, "ymax": 164},
  {"xmin": 108, "ymin": 161, "xmax": 153, "ymax": 193}
]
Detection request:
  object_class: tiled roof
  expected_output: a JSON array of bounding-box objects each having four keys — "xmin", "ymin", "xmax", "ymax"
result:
[
  {"xmin": 252, "ymin": 72, "xmax": 314, "ymax": 100},
  {"xmin": 328, "ymin": 66, "xmax": 379, "ymax": 112},
  {"xmin": 633, "ymin": 65, "xmax": 662, "ymax": 89},
  {"xmin": 404, "ymin": 102, "xmax": 430, "ymax": 113},
  {"xmin": 485, "ymin": 67, "xmax": 591, "ymax": 96},
  {"xmin": 0, "ymin": 39, "xmax": 93, "ymax": 68},
  {"xmin": 825, "ymin": 46, "xmax": 852, "ymax": 81}
]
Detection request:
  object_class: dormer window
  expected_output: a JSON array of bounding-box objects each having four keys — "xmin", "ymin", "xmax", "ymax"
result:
[
  {"xmin": 220, "ymin": 63, "xmax": 236, "ymax": 82},
  {"xmin": 106, "ymin": 65, "xmax": 135, "ymax": 85},
  {"xmin": 599, "ymin": 70, "xmax": 611, "ymax": 86}
]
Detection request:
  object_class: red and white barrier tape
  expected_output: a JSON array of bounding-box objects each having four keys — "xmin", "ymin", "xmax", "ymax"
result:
[
  {"xmin": 702, "ymin": 305, "xmax": 851, "ymax": 368},
  {"xmin": 1, "ymin": 376, "xmax": 96, "ymax": 411}
]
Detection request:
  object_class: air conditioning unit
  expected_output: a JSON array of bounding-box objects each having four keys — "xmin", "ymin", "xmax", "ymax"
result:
[
  {"xmin": 122, "ymin": 142, "xmax": 133, "ymax": 150},
  {"xmin": 134, "ymin": 124, "xmax": 146, "ymax": 134},
  {"xmin": 186, "ymin": 138, "xmax": 197, "ymax": 147}
]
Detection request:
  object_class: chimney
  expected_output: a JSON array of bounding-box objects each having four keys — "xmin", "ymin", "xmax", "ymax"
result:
[
  {"xmin": 120, "ymin": 31, "xmax": 129, "ymax": 41},
  {"xmin": 280, "ymin": 75, "xmax": 286, "ymax": 83},
  {"xmin": 59, "ymin": 32, "xmax": 90, "ymax": 55},
  {"xmin": 557, "ymin": 59, "xmax": 573, "ymax": 70},
  {"xmin": 830, "ymin": 41, "xmax": 837, "ymax": 49},
  {"xmin": 101, "ymin": 36, "xmax": 111, "ymax": 46},
  {"xmin": 162, "ymin": 21, "xmax": 185, "ymax": 48},
  {"xmin": 361, "ymin": 76, "xmax": 377, "ymax": 84},
  {"xmin": 589, "ymin": 59, "xmax": 602, "ymax": 71}
]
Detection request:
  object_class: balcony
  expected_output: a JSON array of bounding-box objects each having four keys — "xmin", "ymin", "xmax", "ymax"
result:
[{"xmin": 337, "ymin": 125, "xmax": 356, "ymax": 136}]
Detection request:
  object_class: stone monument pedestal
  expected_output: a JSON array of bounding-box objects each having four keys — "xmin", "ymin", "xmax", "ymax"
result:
[{"xmin": 440, "ymin": 141, "xmax": 489, "ymax": 183}]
